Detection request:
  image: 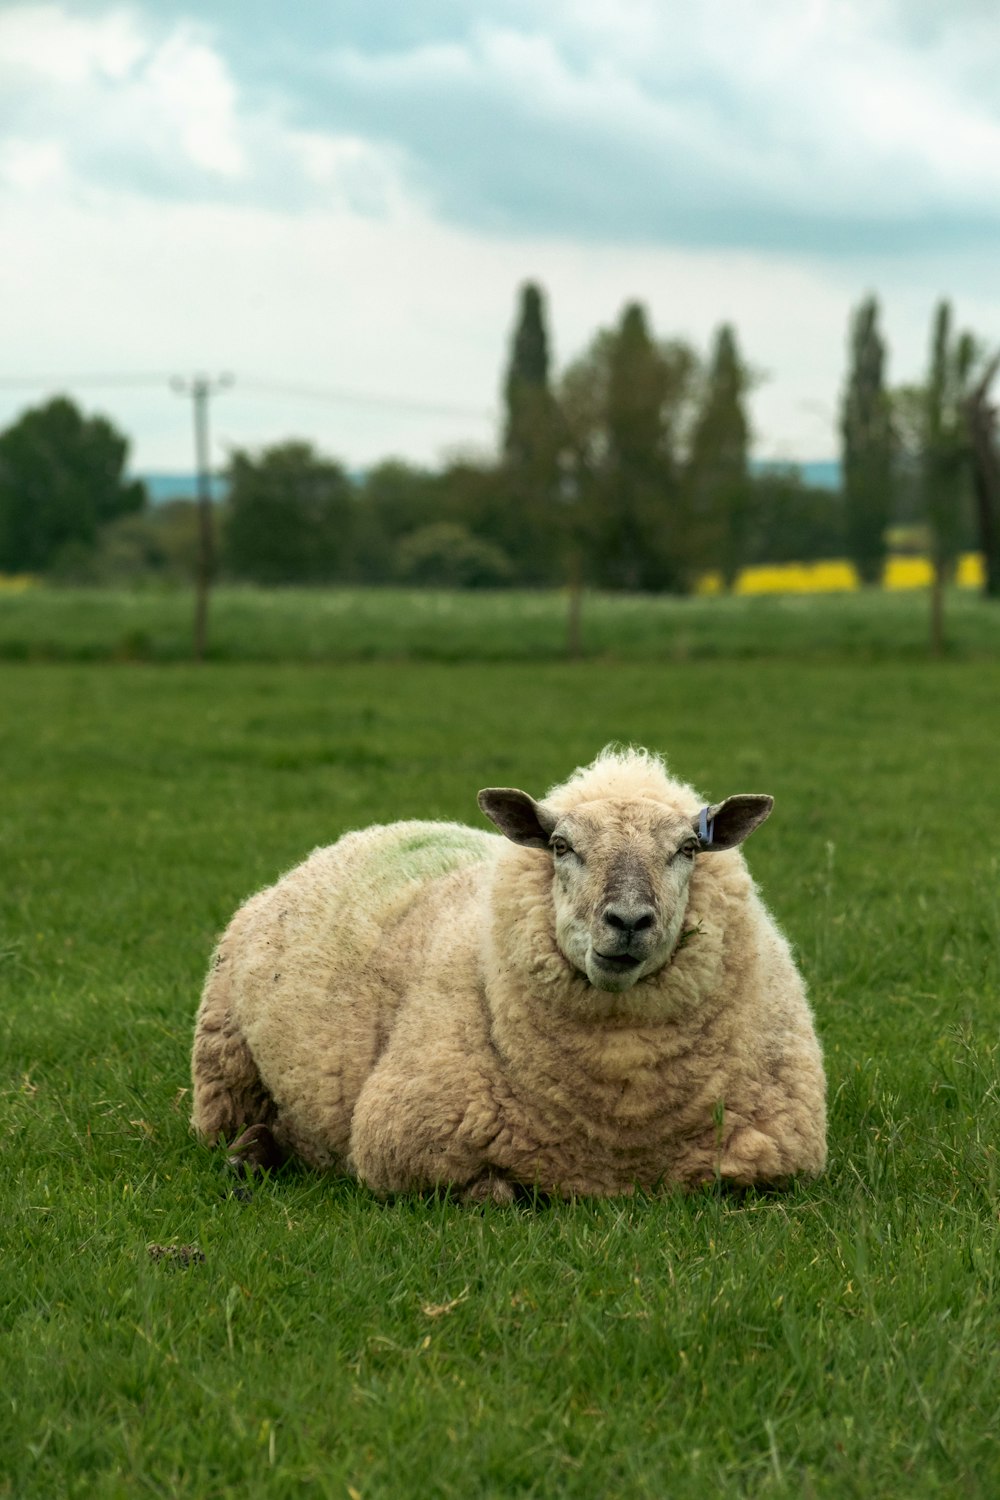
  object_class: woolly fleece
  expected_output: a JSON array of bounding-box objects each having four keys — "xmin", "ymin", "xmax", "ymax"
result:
[{"xmin": 191, "ymin": 748, "xmax": 827, "ymax": 1198}]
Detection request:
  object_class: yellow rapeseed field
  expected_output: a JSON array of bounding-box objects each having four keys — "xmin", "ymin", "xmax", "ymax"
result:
[
  {"xmin": 0, "ymin": 557, "xmax": 987, "ymax": 598},
  {"xmin": 696, "ymin": 552, "xmax": 985, "ymax": 596}
]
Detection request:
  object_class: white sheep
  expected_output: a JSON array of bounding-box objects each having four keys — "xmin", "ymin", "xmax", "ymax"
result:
[{"xmin": 191, "ymin": 746, "xmax": 826, "ymax": 1200}]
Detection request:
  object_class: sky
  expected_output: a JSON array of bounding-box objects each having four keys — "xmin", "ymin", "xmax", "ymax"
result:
[{"xmin": 1, "ymin": 0, "xmax": 998, "ymax": 476}]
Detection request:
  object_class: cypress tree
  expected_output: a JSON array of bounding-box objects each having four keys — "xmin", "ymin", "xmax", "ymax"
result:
[{"xmin": 841, "ymin": 296, "xmax": 894, "ymax": 585}]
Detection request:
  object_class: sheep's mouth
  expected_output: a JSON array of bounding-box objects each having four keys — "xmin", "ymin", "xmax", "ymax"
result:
[{"xmin": 594, "ymin": 951, "xmax": 644, "ymax": 971}]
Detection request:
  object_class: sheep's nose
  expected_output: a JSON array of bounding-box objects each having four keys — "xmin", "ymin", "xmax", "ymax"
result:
[{"xmin": 602, "ymin": 904, "xmax": 656, "ymax": 935}]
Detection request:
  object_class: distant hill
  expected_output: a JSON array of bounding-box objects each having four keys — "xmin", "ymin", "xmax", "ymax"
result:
[
  {"xmin": 138, "ymin": 459, "xmax": 842, "ymax": 504},
  {"xmin": 139, "ymin": 473, "xmax": 224, "ymax": 503},
  {"xmin": 751, "ymin": 459, "xmax": 840, "ymax": 491}
]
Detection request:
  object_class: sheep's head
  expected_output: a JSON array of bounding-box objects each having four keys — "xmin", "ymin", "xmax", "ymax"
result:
[{"xmin": 478, "ymin": 786, "xmax": 773, "ymax": 993}]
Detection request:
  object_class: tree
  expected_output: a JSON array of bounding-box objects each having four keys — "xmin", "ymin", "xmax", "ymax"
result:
[
  {"xmin": 964, "ymin": 353, "xmax": 1000, "ymax": 599},
  {"xmin": 394, "ymin": 522, "xmax": 511, "ymax": 588},
  {"xmin": 353, "ymin": 460, "xmax": 441, "ymax": 583},
  {"xmin": 743, "ymin": 467, "xmax": 845, "ymax": 567},
  {"xmin": 840, "ymin": 296, "xmax": 894, "ymax": 585},
  {"xmin": 51, "ymin": 500, "xmax": 202, "ymax": 585},
  {"xmin": 560, "ymin": 305, "xmax": 698, "ymax": 591},
  {"xmin": 922, "ymin": 302, "xmax": 977, "ymax": 651},
  {"xmin": 502, "ymin": 282, "xmax": 561, "ymax": 474},
  {"xmin": 686, "ymin": 324, "xmax": 753, "ymax": 589},
  {"xmin": 223, "ymin": 441, "xmax": 354, "ymax": 585},
  {"xmin": 0, "ymin": 396, "xmax": 145, "ymax": 573},
  {"xmin": 500, "ymin": 282, "xmax": 566, "ymax": 585},
  {"xmin": 925, "ymin": 304, "xmax": 975, "ymax": 566}
]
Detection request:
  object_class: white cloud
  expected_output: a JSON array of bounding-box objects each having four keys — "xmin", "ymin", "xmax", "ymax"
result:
[
  {"xmin": 0, "ymin": 3, "xmax": 142, "ymax": 83},
  {"xmin": 0, "ymin": 6, "xmax": 247, "ymax": 186},
  {"xmin": 288, "ymin": 130, "xmax": 413, "ymax": 216},
  {"xmin": 0, "ymin": 137, "xmax": 65, "ymax": 189},
  {"xmin": 316, "ymin": 1, "xmax": 1000, "ymax": 237},
  {"xmin": 4, "ymin": 2, "xmax": 1000, "ymax": 237},
  {"xmin": 139, "ymin": 26, "xmax": 246, "ymax": 178}
]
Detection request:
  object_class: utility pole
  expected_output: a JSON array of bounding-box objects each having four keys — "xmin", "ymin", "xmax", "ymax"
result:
[{"xmin": 171, "ymin": 373, "xmax": 233, "ymax": 660}]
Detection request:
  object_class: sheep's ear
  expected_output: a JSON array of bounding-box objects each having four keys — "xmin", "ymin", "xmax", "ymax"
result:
[
  {"xmin": 693, "ymin": 794, "xmax": 773, "ymax": 851},
  {"xmin": 477, "ymin": 788, "xmax": 556, "ymax": 848}
]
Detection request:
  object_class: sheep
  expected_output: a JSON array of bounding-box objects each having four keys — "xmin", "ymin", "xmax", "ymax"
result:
[{"xmin": 191, "ymin": 746, "xmax": 826, "ymax": 1201}]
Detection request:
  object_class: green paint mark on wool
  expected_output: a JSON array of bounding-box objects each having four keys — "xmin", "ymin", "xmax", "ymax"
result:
[
  {"xmin": 382, "ymin": 824, "xmax": 496, "ymax": 883},
  {"xmin": 347, "ymin": 821, "xmax": 499, "ymax": 911}
]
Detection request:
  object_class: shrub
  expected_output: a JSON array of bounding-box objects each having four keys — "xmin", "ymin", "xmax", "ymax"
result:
[{"xmin": 394, "ymin": 523, "xmax": 512, "ymax": 588}]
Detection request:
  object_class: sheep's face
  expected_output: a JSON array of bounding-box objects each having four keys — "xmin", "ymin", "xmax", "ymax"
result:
[
  {"xmin": 479, "ymin": 785, "xmax": 773, "ymax": 994},
  {"xmin": 545, "ymin": 801, "xmax": 700, "ymax": 991}
]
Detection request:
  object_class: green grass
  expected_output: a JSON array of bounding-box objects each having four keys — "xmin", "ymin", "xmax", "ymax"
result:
[
  {"xmin": 0, "ymin": 581, "xmax": 998, "ymax": 662},
  {"xmin": 2, "ymin": 655, "xmax": 1000, "ymax": 1497}
]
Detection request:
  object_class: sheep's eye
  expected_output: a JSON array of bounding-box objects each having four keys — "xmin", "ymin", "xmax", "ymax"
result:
[
  {"xmin": 679, "ymin": 839, "xmax": 699, "ymax": 860},
  {"xmin": 550, "ymin": 836, "xmax": 571, "ymax": 857}
]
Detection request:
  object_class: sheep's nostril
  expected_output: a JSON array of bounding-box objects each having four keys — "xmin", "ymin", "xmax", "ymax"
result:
[{"xmin": 603, "ymin": 905, "xmax": 656, "ymax": 936}]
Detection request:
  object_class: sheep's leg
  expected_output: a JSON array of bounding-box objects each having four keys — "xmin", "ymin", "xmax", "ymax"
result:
[
  {"xmin": 677, "ymin": 1112, "xmax": 821, "ymax": 1189},
  {"xmin": 714, "ymin": 1080, "xmax": 827, "ymax": 1185},
  {"xmin": 226, "ymin": 1122, "xmax": 286, "ymax": 1173},
  {"xmin": 459, "ymin": 1172, "xmax": 516, "ymax": 1206},
  {"xmin": 348, "ymin": 1058, "xmax": 502, "ymax": 1199},
  {"xmin": 191, "ymin": 958, "xmax": 275, "ymax": 1148},
  {"xmin": 714, "ymin": 1125, "xmax": 789, "ymax": 1186}
]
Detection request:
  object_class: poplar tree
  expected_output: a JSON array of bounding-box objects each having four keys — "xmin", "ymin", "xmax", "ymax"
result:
[
  {"xmin": 687, "ymin": 324, "xmax": 752, "ymax": 589},
  {"xmin": 923, "ymin": 301, "xmax": 976, "ymax": 650},
  {"xmin": 603, "ymin": 303, "xmax": 695, "ymax": 590},
  {"xmin": 500, "ymin": 281, "xmax": 565, "ymax": 583},
  {"xmin": 964, "ymin": 353, "xmax": 1000, "ymax": 599},
  {"xmin": 559, "ymin": 304, "xmax": 696, "ymax": 591},
  {"xmin": 503, "ymin": 283, "xmax": 558, "ymax": 469},
  {"xmin": 924, "ymin": 302, "xmax": 974, "ymax": 576},
  {"xmin": 841, "ymin": 296, "xmax": 894, "ymax": 585}
]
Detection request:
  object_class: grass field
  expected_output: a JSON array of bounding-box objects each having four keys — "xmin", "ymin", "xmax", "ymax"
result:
[
  {"xmin": 0, "ymin": 581, "xmax": 999, "ymax": 662},
  {"xmin": 2, "ymin": 638, "xmax": 1000, "ymax": 1495}
]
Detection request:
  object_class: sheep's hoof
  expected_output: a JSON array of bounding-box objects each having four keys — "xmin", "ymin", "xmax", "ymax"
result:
[
  {"xmin": 225, "ymin": 1123, "xmax": 285, "ymax": 1175},
  {"xmin": 460, "ymin": 1173, "xmax": 517, "ymax": 1207}
]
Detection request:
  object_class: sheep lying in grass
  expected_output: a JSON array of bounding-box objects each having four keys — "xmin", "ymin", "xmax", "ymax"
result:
[{"xmin": 191, "ymin": 747, "xmax": 826, "ymax": 1201}]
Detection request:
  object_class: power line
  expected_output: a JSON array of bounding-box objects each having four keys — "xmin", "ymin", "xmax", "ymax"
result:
[
  {"xmin": 237, "ymin": 375, "xmax": 495, "ymax": 421},
  {"xmin": 0, "ymin": 372, "xmax": 170, "ymax": 390},
  {"xmin": 0, "ymin": 370, "xmax": 496, "ymax": 419}
]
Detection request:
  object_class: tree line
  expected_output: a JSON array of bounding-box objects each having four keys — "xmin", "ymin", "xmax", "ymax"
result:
[{"xmin": 0, "ymin": 285, "xmax": 997, "ymax": 596}]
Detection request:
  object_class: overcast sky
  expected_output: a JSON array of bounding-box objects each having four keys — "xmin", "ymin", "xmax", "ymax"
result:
[{"xmin": 1, "ymin": 0, "xmax": 998, "ymax": 473}]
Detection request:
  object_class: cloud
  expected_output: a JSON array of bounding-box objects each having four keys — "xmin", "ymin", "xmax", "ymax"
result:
[
  {"xmin": 3, "ymin": 1, "xmax": 1000, "ymax": 255},
  {"xmin": 296, "ymin": 3, "xmax": 1000, "ymax": 253},
  {"xmin": 0, "ymin": 1, "xmax": 432, "ymax": 220},
  {"xmin": 0, "ymin": 5, "xmax": 250, "ymax": 194},
  {"xmin": 0, "ymin": 137, "xmax": 65, "ymax": 189},
  {"xmin": 0, "ymin": 3, "xmax": 142, "ymax": 82}
]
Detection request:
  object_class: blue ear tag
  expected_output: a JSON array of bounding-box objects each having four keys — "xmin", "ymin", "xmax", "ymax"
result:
[{"xmin": 698, "ymin": 806, "xmax": 715, "ymax": 848}]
